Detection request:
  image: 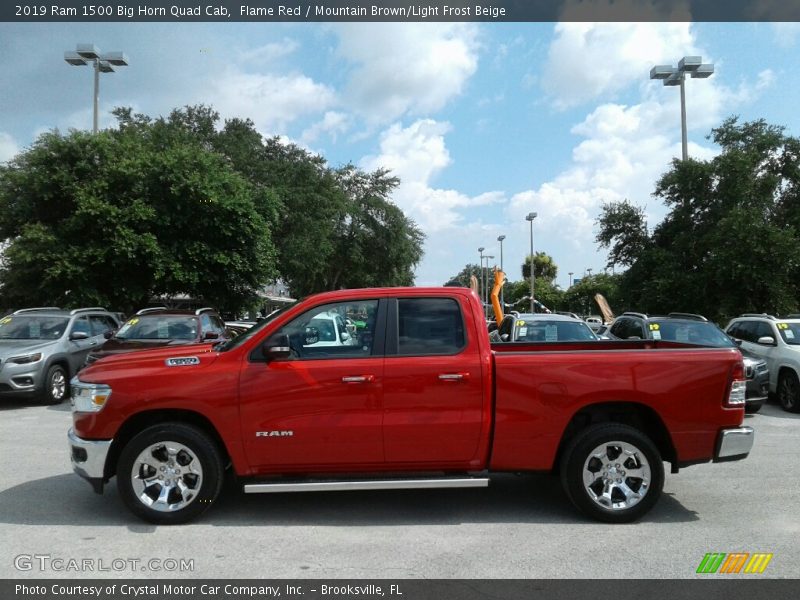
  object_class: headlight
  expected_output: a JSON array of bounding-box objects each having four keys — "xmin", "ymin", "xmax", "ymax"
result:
[
  {"xmin": 70, "ymin": 378, "xmax": 112, "ymax": 413},
  {"xmin": 7, "ymin": 353, "xmax": 43, "ymax": 365}
]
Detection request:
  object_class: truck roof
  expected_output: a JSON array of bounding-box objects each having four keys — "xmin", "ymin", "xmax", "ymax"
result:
[{"xmin": 303, "ymin": 287, "xmax": 478, "ymax": 303}]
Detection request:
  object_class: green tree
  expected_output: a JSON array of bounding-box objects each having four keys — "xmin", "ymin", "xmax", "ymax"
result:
[
  {"xmin": 521, "ymin": 251, "xmax": 558, "ymax": 282},
  {"xmin": 596, "ymin": 117, "xmax": 800, "ymax": 321},
  {"xmin": 118, "ymin": 105, "xmax": 425, "ymax": 297},
  {"xmin": 562, "ymin": 273, "xmax": 621, "ymax": 317},
  {"xmin": 0, "ymin": 128, "xmax": 276, "ymax": 313},
  {"xmin": 596, "ymin": 200, "xmax": 650, "ymax": 269}
]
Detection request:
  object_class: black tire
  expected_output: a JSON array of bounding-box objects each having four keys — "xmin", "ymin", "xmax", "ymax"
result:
[
  {"xmin": 560, "ymin": 423, "xmax": 664, "ymax": 523},
  {"xmin": 745, "ymin": 401, "xmax": 763, "ymax": 414},
  {"xmin": 777, "ymin": 371, "xmax": 800, "ymax": 413},
  {"xmin": 117, "ymin": 423, "xmax": 224, "ymax": 524},
  {"xmin": 41, "ymin": 364, "xmax": 68, "ymax": 405}
]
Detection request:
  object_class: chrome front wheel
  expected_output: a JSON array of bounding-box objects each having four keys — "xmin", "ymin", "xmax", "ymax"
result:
[
  {"xmin": 130, "ymin": 441, "xmax": 204, "ymax": 512},
  {"xmin": 117, "ymin": 423, "xmax": 223, "ymax": 524}
]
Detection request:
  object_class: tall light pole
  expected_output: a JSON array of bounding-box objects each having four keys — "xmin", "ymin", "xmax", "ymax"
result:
[
  {"xmin": 586, "ymin": 268, "xmax": 593, "ymax": 278},
  {"xmin": 525, "ymin": 212, "xmax": 537, "ymax": 313},
  {"xmin": 568, "ymin": 272, "xmax": 574, "ymax": 287},
  {"xmin": 478, "ymin": 247, "xmax": 485, "ymax": 317},
  {"xmin": 65, "ymin": 44, "xmax": 129, "ymax": 134},
  {"xmin": 484, "ymin": 255, "xmax": 494, "ymax": 319},
  {"xmin": 650, "ymin": 56, "xmax": 714, "ymax": 161},
  {"xmin": 497, "ymin": 235, "xmax": 506, "ymax": 312}
]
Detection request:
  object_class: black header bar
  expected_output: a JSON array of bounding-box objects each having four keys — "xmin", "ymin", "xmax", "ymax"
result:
[{"xmin": 5, "ymin": 0, "xmax": 800, "ymax": 23}]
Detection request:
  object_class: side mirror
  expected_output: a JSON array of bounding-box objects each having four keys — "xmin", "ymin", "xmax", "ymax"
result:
[
  {"xmin": 304, "ymin": 326, "xmax": 319, "ymax": 346},
  {"xmin": 203, "ymin": 331, "xmax": 220, "ymax": 341},
  {"xmin": 103, "ymin": 330, "xmax": 115, "ymax": 340},
  {"xmin": 70, "ymin": 331, "xmax": 90, "ymax": 341},
  {"xmin": 263, "ymin": 334, "xmax": 292, "ymax": 360},
  {"xmin": 757, "ymin": 336, "xmax": 776, "ymax": 346}
]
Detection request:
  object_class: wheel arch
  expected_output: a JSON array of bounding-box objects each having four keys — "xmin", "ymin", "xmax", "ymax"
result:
[
  {"xmin": 104, "ymin": 409, "xmax": 231, "ymax": 481},
  {"xmin": 553, "ymin": 401, "xmax": 676, "ymax": 473}
]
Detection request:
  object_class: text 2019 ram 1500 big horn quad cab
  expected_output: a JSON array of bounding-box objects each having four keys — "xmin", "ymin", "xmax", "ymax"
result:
[{"xmin": 68, "ymin": 287, "xmax": 753, "ymax": 524}]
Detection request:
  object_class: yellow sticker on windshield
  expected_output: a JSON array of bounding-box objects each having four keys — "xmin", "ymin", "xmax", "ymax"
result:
[
  {"xmin": 127, "ymin": 318, "xmax": 139, "ymax": 326},
  {"xmin": 517, "ymin": 320, "xmax": 526, "ymax": 326},
  {"xmin": 777, "ymin": 323, "xmax": 789, "ymax": 330},
  {"xmin": 649, "ymin": 323, "xmax": 660, "ymax": 331},
  {"xmin": 0, "ymin": 317, "xmax": 11, "ymax": 325}
]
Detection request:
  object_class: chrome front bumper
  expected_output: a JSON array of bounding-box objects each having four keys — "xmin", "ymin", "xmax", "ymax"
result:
[
  {"xmin": 68, "ymin": 428, "xmax": 112, "ymax": 492},
  {"xmin": 715, "ymin": 426, "xmax": 754, "ymax": 462}
]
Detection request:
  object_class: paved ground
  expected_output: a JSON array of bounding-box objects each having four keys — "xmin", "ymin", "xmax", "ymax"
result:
[{"xmin": 0, "ymin": 399, "xmax": 797, "ymax": 579}]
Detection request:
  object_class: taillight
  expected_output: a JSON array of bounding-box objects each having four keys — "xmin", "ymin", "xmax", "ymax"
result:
[{"xmin": 726, "ymin": 360, "xmax": 746, "ymax": 407}]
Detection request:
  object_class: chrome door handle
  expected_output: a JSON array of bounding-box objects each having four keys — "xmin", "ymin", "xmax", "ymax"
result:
[
  {"xmin": 342, "ymin": 375, "xmax": 375, "ymax": 384},
  {"xmin": 438, "ymin": 373, "xmax": 469, "ymax": 382}
]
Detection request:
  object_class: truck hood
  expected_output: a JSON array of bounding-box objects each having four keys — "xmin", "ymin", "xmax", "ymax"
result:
[
  {"xmin": 78, "ymin": 343, "xmax": 220, "ymax": 383},
  {"xmin": 90, "ymin": 337, "xmax": 201, "ymax": 357},
  {"xmin": 0, "ymin": 339, "xmax": 58, "ymax": 359}
]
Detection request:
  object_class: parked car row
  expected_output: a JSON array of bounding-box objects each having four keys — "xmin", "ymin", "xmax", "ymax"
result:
[
  {"xmin": 0, "ymin": 305, "xmax": 232, "ymax": 404},
  {"xmin": 725, "ymin": 314, "xmax": 800, "ymax": 413}
]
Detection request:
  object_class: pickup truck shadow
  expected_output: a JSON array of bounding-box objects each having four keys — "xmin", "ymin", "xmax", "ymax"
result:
[{"xmin": 0, "ymin": 472, "xmax": 698, "ymax": 529}]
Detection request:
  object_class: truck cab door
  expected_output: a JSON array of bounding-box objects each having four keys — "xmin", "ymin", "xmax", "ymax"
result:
[
  {"xmin": 239, "ymin": 299, "xmax": 387, "ymax": 473},
  {"xmin": 381, "ymin": 297, "xmax": 486, "ymax": 467}
]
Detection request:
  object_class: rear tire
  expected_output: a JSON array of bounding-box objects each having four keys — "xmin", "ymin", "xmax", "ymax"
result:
[
  {"xmin": 117, "ymin": 423, "xmax": 224, "ymax": 524},
  {"xmin": 745, "ymin": 401, "xmax": 763, "ymax": 414},
  {"xmin": 560, "ymin": 423, "xmax": 664, "ymax": 523},
  {"xmin": 777, "ymin": 371, "xmax": 800, "ymax": 413}
]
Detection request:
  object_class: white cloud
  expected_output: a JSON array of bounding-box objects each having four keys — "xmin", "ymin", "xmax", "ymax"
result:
[
  {"xmin": 543, "ymin": 23, "xmax": 698, "ymax": 109},
  {"xmin": 771, "ymin": 23, "xmax": 800, "ymax": 48},
  {"xmin": 334, "ymin": 23, "xmax": 480, "ymax": 123},
  {"xmin": 0, "ymin": 132, "xmax": 19, "ymax": 163},
  {"xmin": 239, "ymin": 38, "xmax": 300, "ymax": 64},
  {"xmin": 206, "ymin": 70, "xmax": 335, "ymax": 134},
  {"xmin": 301, "ymin": 111, "xmax": 350, "ymax": 144},
  {"xmin": 361, "ymin": 119, "xmax": 504, "ymax": 233},
  {"xmin": 360, "ymin": 119, "xmax": 507, "ymax": 286}
]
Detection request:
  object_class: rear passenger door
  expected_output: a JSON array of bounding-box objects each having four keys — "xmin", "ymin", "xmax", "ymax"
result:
[{"xmin": 381, "ymin": 297, "xmax": 485, "ymax": 466}]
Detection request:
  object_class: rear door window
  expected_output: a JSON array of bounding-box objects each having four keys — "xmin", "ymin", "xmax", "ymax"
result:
[{"xmin": 397, "ymin": 298, "xmax": 465, "ymax": 356}]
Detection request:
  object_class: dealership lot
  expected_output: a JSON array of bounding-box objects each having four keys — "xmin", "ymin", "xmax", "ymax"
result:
[{"xmin": 0, "ymin": 400, "xmax": 797, "ymax": 579}]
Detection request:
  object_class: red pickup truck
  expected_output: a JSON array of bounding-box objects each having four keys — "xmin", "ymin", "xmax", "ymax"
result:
[{"xmin": 68, "ymin": 287, "xmax": 753, "ymax": 524}]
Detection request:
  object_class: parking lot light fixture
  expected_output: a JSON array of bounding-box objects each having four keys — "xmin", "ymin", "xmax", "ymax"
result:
[
  {"xmin": 650, "ymin": 56, "xmax": 714, "ymax": 161},
  {"xmin": 525, "ymin": 212, "xmax": 537, "ymax": 312},
  {"xmin": 497, "ymin": 235, "xmax": 506, "ymax": 310},
  {"xmin": 64, "ymin": 43, "xmax": 129, "ymax": 134}
]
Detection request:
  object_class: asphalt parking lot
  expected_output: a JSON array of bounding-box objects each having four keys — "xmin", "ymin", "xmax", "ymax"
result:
[{"xmin": 0, "ymin": 399, "xmax": 797, "ymax": 579}]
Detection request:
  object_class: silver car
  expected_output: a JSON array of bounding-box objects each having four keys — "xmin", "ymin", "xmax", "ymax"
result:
[{"xmin": 0, "ymin": 307, "xmax": 119, "ymax": 404}]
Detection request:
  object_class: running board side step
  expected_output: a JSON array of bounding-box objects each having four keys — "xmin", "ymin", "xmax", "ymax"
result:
[{"xmin": 244, "ymin": 478, "xmax": 490, "ymax": 494}]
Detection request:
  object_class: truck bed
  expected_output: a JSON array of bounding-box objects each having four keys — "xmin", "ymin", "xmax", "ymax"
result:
[{"xmin": 489, "ymin": 340, "xmax": 744, "ymax": 470}]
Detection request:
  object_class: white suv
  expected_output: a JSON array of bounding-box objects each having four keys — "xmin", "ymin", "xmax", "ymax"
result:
[{"xmin": 725, "ymin": 314, "xmax": 800, "ymax": 413}]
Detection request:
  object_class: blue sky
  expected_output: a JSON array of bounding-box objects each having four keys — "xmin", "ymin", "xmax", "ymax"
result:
[{"xmin": 2, "ymin": 21, "xmax": 800, "ymax": 288}]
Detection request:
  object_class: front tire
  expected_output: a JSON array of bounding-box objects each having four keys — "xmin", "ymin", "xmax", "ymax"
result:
[
  {"xmin": 777, "ymin": 371, "xmax": 800, "ymax": 413},
  {"xmin": 41, "ymin": 364, "xmax": 68, "ymax": 405},
  {"xmin": 117, "ymin": 423, "xmax": 224, "ymax": 524},
  {"xmin": 560, "ymin": 424, "xmax": 664, "ymax": 523}
]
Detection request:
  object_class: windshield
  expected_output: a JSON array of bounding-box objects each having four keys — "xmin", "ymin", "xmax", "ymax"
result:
[
  {"xmin": 0, "ymin": 315, "xmax": 69, "ymax": 340},
  {"xmin": 115, "ymin": 316, "xmax": 198, "ymax": 341},
  {"xmin": 217, "ymin": 303, "xmax": 297, "ymax": 352},
  {"xmin": 513, "ymin": 319, "xmax": 598, "ymax": 342},
  {"xmin": 776, "ymin": 322, "xmax": 800, "ymax": 345},
  {"xmin": 650, "ymin": 321, "xmax": 735, "ymax": 347}
]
